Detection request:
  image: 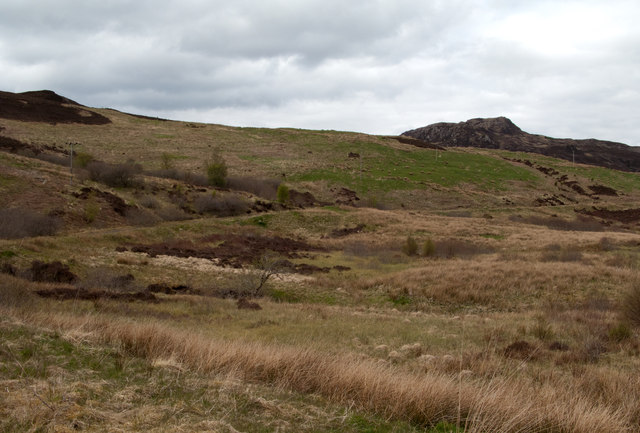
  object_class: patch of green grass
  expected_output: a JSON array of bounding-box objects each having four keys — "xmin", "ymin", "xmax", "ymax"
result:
[
  {"xmin": 427, "ymin": 421, "xmax": 460, "ymax": 433},
  {"xmin": 346, "ymin": 413, "xmax": 422, "ymax": 433},
  {"xmin": 290, "ymin": 146, "xmax": 539, "ymax": 195},
  {"xmin": 389, "ymin": 294, "xmax": 413, "ymax": 307},
  {"xmin": 0, "ymin": 250, "xmax": 16, "ymax": 258},
  {"xmin": 567, "ymin": 166, "xmax": 640, "ymax": 193},
  {"xmin": 501, "ymin": 150, "xmax": 640, "ymax": 193},
  {"xmin": 268, "ymin": 288, "xmax": 302, "ymax": 303},
  {"xmin": 0, "ymin": 173, "xmax": 18, "ymax": 188},
  {"xmin": 243, "ymin": 215, "xmax": 273, "ymax": 228}
]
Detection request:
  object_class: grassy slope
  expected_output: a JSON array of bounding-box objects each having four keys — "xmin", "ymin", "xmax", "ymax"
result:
[
  {"xmin": 4, "ymin": 108, "xmax": 639, "ymax": 211},
  {"xmin": 2, "ymin": 109, "xmax": 640, "ymax": 432}
]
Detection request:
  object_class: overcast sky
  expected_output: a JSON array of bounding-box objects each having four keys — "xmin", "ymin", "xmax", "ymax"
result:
[{"xmin": 1, "ymin": 0, "xmax": 639, "ymax": 145}]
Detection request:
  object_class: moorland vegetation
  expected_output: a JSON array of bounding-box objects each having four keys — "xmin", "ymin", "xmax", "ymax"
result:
[{"xmin": 1, "ymin": 91, "xmax": 640, "ymax": 432}]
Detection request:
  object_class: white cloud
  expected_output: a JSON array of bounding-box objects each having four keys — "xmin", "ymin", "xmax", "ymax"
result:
[{"xmin": 0, "ymin": 0, "xmax": 639, "ymax": 145}]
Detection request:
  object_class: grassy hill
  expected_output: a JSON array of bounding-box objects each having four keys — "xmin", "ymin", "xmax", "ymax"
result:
[{"xmin": 2, "ymin": 93, "xmax": 640, "ymax": 432}]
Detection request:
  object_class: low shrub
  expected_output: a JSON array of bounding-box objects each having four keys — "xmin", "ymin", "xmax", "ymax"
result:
[
  {"xmin": 276, "ymin": 184, "xmax": 290, "ymax": 204},
  {"xmin": 83, "ymin": 193, "xmax": 100, "ymax": 223},
  {"xmin": 193, "ymin": 193, "xmax": 251, "ymax": 216},
  {"xmin": 160, "ymin": 152, "xmax": 175, "ymax": 170},
  {"xmin": 227, "ymin": 176, "xmax": 280, "ymax": 199},
  {"xmin": 74, "ymin": 151, "xmax": 94, "ymax": 168},
  {"xmin": 125, "ymin": 208, "xmax": 162, "ymax": 226},
  {"xmin": 138, "ymin": 195, "xmax": 159, "ymax": 209},
  {"xmin": 146, "ymin": 168, "xmax": 208, "ymax": 186},
  {"xmin": 422, "ymin": 238, "xmax": 436, "ymax": 257},
  {"xmin": 155, "ymin": 205, "xmax": 192, "ymax": 222},
  {"xmin": 87, "ymin": 161, "xmax": 142, "ymax": 188},
  {"xmin": 402, "ymin": 236, "xmax": 418, "ymax": 256},
  {"xmin": 30, "ymin": 260, "xmax": 77, "ymax": 283},
  {"xmin": 0, "ymin": 208, "xmax": 60, "ymax": 239},
  {"xmin": 36, "ymin": 152, "xmax": 68, "ymax": 166},
  {"xmin": 206, "ymin": 151, "xmax": 227, "ymax": 187}
]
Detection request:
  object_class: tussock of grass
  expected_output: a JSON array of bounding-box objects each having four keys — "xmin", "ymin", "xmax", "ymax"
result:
[{"xmin": 10, "ymin": 308, "xmax": 628, "ymax": 433}]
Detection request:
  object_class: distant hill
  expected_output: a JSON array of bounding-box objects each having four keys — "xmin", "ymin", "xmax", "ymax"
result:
[
  {"xmin": 0, "ymin": 90, "xmax": 110, "ymax": 125},
  {"xmin": 402, "ymin": 117, "xmax": 640, "ymax": 173}
]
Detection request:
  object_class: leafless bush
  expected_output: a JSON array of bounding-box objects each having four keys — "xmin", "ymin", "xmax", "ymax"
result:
[
  {"xmin": 146, "ymin": 168, "xmax": 208, "ymax": 186},
  {"xmin": 193, "ymin": 193, "xmax": 251, "ymax": 216},
  {"xmin": 87, "ymin": 161, "xmax": 142, "ymax": 188},
  {"xmin": 0, "ymin": 208, "xmax": 60, "ymax": 239},
  {"xmin": 35, "ymin": 152, "xmax": 68, "ymax": 166},
  {"xmin": 155, "ymin": 205, "xmax": 192, "ymax": 221},
  {"xmin": 227, "ymin": 176, "xmax": 280, "ymax": 199}
]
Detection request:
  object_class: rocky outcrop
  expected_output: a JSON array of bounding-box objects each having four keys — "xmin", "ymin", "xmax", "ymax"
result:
[{"xmin": 402, "ymin": 117, "xmax": 640, "ymax": 172}]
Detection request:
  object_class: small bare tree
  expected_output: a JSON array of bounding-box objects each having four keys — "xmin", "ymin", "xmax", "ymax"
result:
[{"xmin": 238, "ymin": 251, "xmax": 285, "ymax": 297}]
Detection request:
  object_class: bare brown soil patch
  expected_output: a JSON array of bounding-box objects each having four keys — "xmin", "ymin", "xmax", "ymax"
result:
[
  {"xmin": 588, "ymin": 184, "xmax": 618, "ymax": 196},
  {"xmin": 30, "ymin": 260, "xmax": 77, "ymax": 284},
  {"xmin": 147, "ymin": 282, "xmax": 200, "ymax": 295},
  {"xmin": 578, "ymin": 207, "xmax": 640, "ymax": 224},
  {"xmin": 508, "ymin": 158, "xmax": 616, "ymax": 200},
  {"xmin": 72, "ymin": 186, "xmax": 131, "ymax": 216},
  {"xmin": 128, "ymin": 232, "xmax": 326, "ymax": 271},
  {"xmin": 332, "ymin": 187, "xmax": 360, "ymax": 205},
  {"xmin": 237, "ymin": 298, "xmax": 262, "ymax": 310}
]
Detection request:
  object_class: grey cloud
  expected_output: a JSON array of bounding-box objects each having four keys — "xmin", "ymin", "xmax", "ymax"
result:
[{"xmin": 1, "ymin": 1, "xmax": 639, "ymax": 145}]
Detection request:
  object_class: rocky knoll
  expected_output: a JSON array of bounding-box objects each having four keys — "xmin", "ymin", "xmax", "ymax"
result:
[{"xmin": 402, "ymin": 117, "xmax": 640, "ymax": 172}]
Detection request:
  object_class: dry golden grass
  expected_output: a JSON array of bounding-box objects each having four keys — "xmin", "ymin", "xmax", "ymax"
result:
[
  {"xmin": 2, "ymin": 302, "xmax": 631, "ymax": 433},
  {"xmin": 349, "ymin": 258, "xmax": 633, "ymax": 309}
]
